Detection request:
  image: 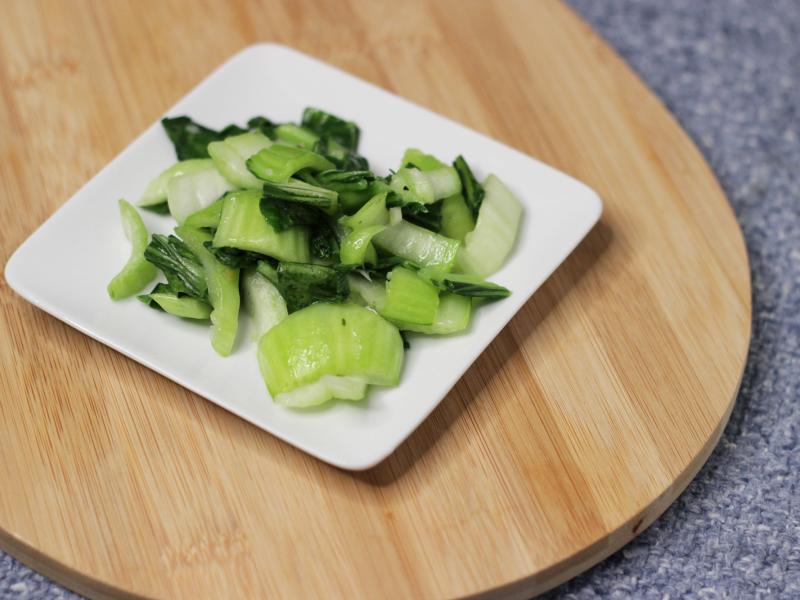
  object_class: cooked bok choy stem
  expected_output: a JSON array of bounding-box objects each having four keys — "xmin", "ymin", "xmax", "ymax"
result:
[
  {"xmin": 208, "ymin": 131, "xmax": 272, "ymax": 189},
  {"xmin": 176, "ymin": 225, "xmax": 241, "ymax": 356},
  {"xmin": 107, "ymin": 200, "xmax": 157, "ymax": 300},
  {"xmin": 456, "ymin": 174, "xmax": 523, "ymax": 278},
  {"xmin": 257, "ymin": 303, "xmax": 404, "ymax": 404},
  {"xmin": 140, "ymin": 159, "xmax": 217, "ymax": 209},
  {"xmin": 167, "ymin": 164, "xmax": 235, "ymax": 224},
  {"xmin": 242, "ymin": 269, "xmax": 287, "ymax": 339}
]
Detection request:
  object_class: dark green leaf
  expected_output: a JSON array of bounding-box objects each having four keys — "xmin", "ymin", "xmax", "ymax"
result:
[
  {"xmin": 338, "ymin": 152, "xmax": 370, "ymax": 171},
  {"xmin": 161, "ymin": 116, "xmax": 272, "ymax": 160},
  {"xmin": 384, "ymin": 190, "xmax": 406, "ymax": 208},
  {"xmin": 440, "ymin": 280, "xmax": 510, "ymax": 299},
  {"xmin": 310, "ymin": 221, "xmax": 340, "ymax": 261},
  {"xmin": 261, "ymin": 179, "xmax": 338, "ymax": 210},
  {"xmin": 260, "ymin": 197, "xmax": 329, "ymax": 232},
  {"xmin": 161, "ymin": 117, "xmax": 242, "ymax": 160},
  {"xmin": 144, "ymin": 234, "xmax": 207, "ymax": 298},
  {"xmin": 364, "ymin": 255, "xmax": 415, "ymax": 280},
  {"xmin": 402, "ymin": 200, "xmax": 442, "ymax": 232},
  {"xmin": 276, "ymin": 262, "xmax": 349, "ymax": 312},
  {"xmin": 315, "ymin": 169, "xmax": 374, "ymax": 187},
  {"xmin": 302, "ymin": 107, "xmax": 360, "ymax": 151},
  {"xmin": 420, "ymin": 270, "xmax": 511, "ymax": 300},
  {"xmin": 138, "ymin": 282, "xmax": 175, "ymax": 310},
  {"xmin": 313, "ymin": 136, "xmax": 370, "ymax": 171},
  {"xmin": 202, "ymin": 242, "xmax": 263, "ymax": 269},
  {"xmin": 453, "ymin": 155, "xmax": 485, "ymax": 219},
  {"xmin": 140, "ymin": 201, "xmax": 171, "ymax": 215},
  {"xmin": 247, "ymin": 116, "xmax": 277, "ymax": 138}
]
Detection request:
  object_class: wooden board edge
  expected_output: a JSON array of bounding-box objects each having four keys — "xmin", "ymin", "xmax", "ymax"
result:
[
  {"xmin": 0, "ymin": 533, "xmax": 151, "ymax": 600},
  {"xmin": 474, "ymin": 336, "xmax": 749, "ymax": 599}
]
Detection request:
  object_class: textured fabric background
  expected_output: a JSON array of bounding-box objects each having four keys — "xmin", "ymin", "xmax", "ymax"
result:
[{"xmin": 2, "ymin": 1, "xmax": 798, "ymax": 598}]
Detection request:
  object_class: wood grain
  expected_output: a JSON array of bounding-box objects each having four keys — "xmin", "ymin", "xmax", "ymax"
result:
[{"xmin": 0, "ymin": 0, "xmax": 751, "ymax": 598}]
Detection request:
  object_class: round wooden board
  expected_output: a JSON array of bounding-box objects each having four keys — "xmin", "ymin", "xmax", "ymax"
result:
[{"xmin": 0, "ymin": 1, "xmax": 751, "ymax": 598}]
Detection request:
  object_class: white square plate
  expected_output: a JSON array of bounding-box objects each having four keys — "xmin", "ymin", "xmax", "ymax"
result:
[{"xmin": 5, "ymin": 44, "xmax": 601, "ymax": 470}]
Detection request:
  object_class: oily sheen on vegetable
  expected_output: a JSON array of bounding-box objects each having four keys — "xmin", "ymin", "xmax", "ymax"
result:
[{"xmin": 106, "ymin": 108, "xmax": 523, "ymax": 407}]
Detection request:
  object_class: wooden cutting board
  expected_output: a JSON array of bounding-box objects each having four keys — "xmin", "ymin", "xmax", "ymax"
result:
[{"xmin": 0, "ymin": 1, "xmax": 751, "ymax": 598}]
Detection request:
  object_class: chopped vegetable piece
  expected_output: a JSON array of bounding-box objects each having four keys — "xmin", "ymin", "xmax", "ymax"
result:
[
  {"xmin": 140, "ymin": 201, "xmax": 171, "ymax": 215},
  {"xmin": 274, "ymin": 375, "xmax": 368, "ymax": 408},
  {"xmin": 176, "ymin": 225, "xmax": 240, "ymax": 356},
  {"xmin": 183, "ymin": 197, "xmax": 225, "ymax": 230},
  {"xmin": 340, "ymin": 224, "xmax": 386, "ymax": 265},
  {"xmin": 390, "ymin": 166, "xmax": 461, "ymax": 205},
  {"xmin": 400, "ymin": 148, "xmax": 446, "ymax": 171},
  {"xmin": 208, "ymin": 131, "xmax": 272, "ymax": 189},
  {"xmin": 309, "ymin": 221, "xmax": 340, "ymax": 261},
  {"xmin": 440, "ymin": 193, "xmax": 475, "ymax": 242},
  {"xmin": 143, "ymin": 234, "xmax": 207, "ymax": 298},
  {"xmin": 274, "ymin": 123, "xmax": 319, "ymax": 148},
  {"xmin": 247, "ymin": 144, "xmax": 334, "ymax": 183},
  {"xmin": 418, "ymin": 268, "xmax": 511, "ymax": 299},
  {"xmin": 257, "ymin": 303, "xmax": 404, "ymax": 396},
  {"xmin": 347, "ymin": 273, "xmax": 386, "ymax": 309},
  {"xmin": 204, "ymin": 244, "xmax": 264, "ymax": 269},
  {"xmin": 139, "ymin": 283, "xmax": 213, "ymax": 319},
  {"xmin": 256, "ymin": 260, "xmax": 279, "ymax": 285},
  {"xmin": 107, "ymin": 200, "xmax": 157, "ymax": 300},
  {"xmin": 242, "ymin": 269, "xmax": 287, "ymax": 339},
  {"xmin": 302, "ymin": 108, "xmax": 360, "ymax": 151},
  {"xmin": 213, "ymin": 190, "xmax": 310, "ymax": 263},
  {"xmin": 315, "ymin": 169, "xmax": 375, "ymax": 190},
  {"xmin": 339, "ymin": 192, "xmax": 389, "ymax": 230},
  {"xmin": 276, "ymin": 262, "xmax": 349, "ymax": 312},
  {"xmin": 312, "ymin": 169, "xmax": 375, "ymax": 212},
  {"xmin": 246, "ymin": 116, "xmax": 277, "ymax": 139},
  {"xmin": 388, "ymin": 206, "xmax": 403, "ymax": 225},
  {"xmin": 167, "ymin": 165, "xmax": 235, "ymax": 224},
  {"xmin": 402, "ymin": 200, "xmax": 443, "ymax": 232},
  {"xmin": 373, "ymin": 220, "xmax": 460, "ymax": 271},
  {"xmin": 140, "ymin": 159, "xmax": 216, "ymax": 207},
  {"xmin": 260, "ymin": 198, "xmax": 328, "ymax": 233},
  {"xmin": 380, "ymin": 266, "xmax": 439, "ymax": 325},
  {"xmin": 397, "ymin": 293, "xmax": 472, "ymax": 335},
  {"xmin": 260, "ymin": 179, "xmax": 338, "ymax": 214},
  {"xmin": 161, "ymin": 116, "xmax": 247, "ymax": 160},
  {"xmin": 456, "ymin": 174, "xmax": 523, "ymax": 277},
  {"xmin": 453, "ymin": 155, "xmax": 485, "ymax": 219}
]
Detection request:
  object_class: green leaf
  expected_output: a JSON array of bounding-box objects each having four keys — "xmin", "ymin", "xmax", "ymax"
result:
[
  {"xmin": 453, "ymin": 155, "xmax": 485, "ymax": 219},
  {"xmin": 202, "ymin": 242, "xmax": 264, "ymax": 269},
  {"xmin": 261, "ymin": 179, "xmax": 338, "ymax": 212},
  {"xmin": 247, "ymin": 116, "xmax": 277, "ymax": 139},
  {"xmin": 301, "ymin": 107, "xmax": 360, "ymax": 151},
  {"xmin": 276, "ymin": 262, "xmax": 349, "ymax": 313},
  {"xmin": 402, "ymin": 200, "xmax": 443, "ymax": 232},
  {"xmin": 418, "ymin": 269, "xmax": 510, "ymax": 299},
  {"xmin": 161, "ymin": 117, "xmax": 244, "ymax": 160},
  {"xmin": 143, "ymin": 234, "xmax": 207, "ymax": 298},
  {"xmin": 139, "ymin": 201, "xmax": 171, "ymax": 215},
  {"xmin": 138, "ymin": 282, "xmax": 177, "ymax": 310},
  {"xmin": 310, "ymin": 221, "xmax": 340, "ymax": 261},
  {"xmin": 259, "ymin": 197, "xmax": 329, "ymax": 232},
  {"xmin": 161, "ymin": 116, "xmax": 274, "ymax": 160}
]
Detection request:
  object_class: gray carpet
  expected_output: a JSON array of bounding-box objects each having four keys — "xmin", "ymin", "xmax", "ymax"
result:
[{"xmin": 2, "ymin": 0, "xmax": 798, "ymax": 597}]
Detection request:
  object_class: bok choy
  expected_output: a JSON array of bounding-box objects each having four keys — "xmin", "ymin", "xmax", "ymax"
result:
[{"xmin": 110, "ymin": 107, "xmax": 522, "ymax": 408}]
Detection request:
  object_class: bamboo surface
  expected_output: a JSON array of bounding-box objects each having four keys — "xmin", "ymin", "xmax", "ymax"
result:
[{"xmin": 0, "ymin": 1, "xmax": 751, "ymax": 598}]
